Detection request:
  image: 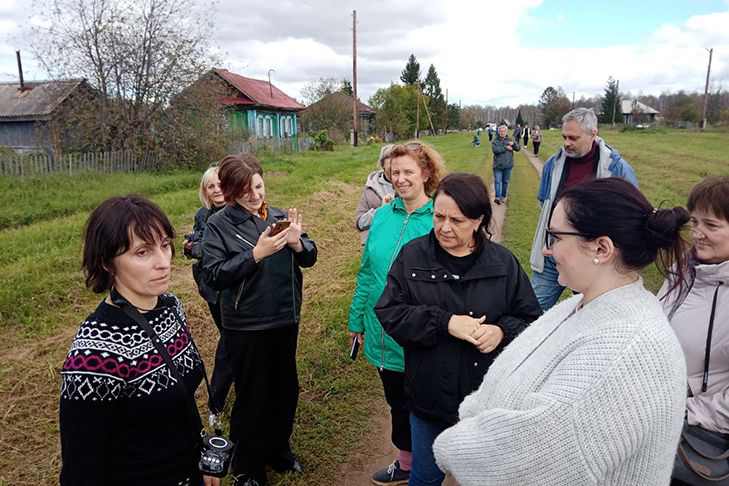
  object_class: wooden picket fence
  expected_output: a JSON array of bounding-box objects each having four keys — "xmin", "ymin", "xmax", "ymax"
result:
[
  {"xmin": 0, "ymin": 150, "xmax": 160, "ymax": 177},
  {"xmin": 230, "ymin": 136, "xmax": 312, "ymax": 155}
]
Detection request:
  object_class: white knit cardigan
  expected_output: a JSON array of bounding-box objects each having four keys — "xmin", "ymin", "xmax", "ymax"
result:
[{"xmin": 433, "ymin": 279, "xmax": 687, "ymax": 486}]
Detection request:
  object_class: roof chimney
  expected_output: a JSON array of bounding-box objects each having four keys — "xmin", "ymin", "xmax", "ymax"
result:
[{"xmin": 16, "ymin": 50, "xmax": 25, "ymax": 91}]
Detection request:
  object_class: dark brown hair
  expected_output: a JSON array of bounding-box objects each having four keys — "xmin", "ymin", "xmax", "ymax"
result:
[
  {"xmin": 687, "ymin": 176, "xmax": 729, "ymax": 223},
  {"xmin": 556, "ymin": 177, "xmax": 690, "ymax": 293},
  {"xmin": 217, "ymin": 153, "xmax": 264, "ymax": 203},
  {"xmin": 388, "ymin": 140, "xmax": 446, "ymax": 196},
  {"xmin": 82, "ymin": 195, "xmax": 175, "ymax": 293},
  {"xmin": 435, "ymin": 173, "xmax": 493, "ymax": 250}
]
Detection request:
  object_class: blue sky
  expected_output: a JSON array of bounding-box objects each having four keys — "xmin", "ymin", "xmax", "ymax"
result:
[{"xmin": 520, "ymin": 0, "xmax": 727, "ymax": 48}]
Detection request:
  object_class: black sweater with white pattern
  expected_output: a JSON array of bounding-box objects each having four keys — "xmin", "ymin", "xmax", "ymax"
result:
[{"xmin": 59, "ymin": 294, "xmax": 204, "ymax": 486}]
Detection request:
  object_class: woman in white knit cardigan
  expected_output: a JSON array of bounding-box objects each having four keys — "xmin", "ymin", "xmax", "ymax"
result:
[{"xmin": 433, "ymin": 178, "xmax": 691, "ymax": 486}]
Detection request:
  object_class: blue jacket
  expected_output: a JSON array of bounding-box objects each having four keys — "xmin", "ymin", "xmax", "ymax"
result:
[{"xmin": 530, "ymin": 138, "xmax": 638, "ymax": 273}]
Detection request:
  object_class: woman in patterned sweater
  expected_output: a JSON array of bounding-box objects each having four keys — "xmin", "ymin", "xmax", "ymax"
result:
[{"xmin": 59, "ymin": 196, "xmax": 219, "ymax": 486}]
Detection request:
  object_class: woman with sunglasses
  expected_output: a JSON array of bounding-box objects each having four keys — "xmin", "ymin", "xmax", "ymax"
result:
[
  {"xmin": 657, "ymin": 177, "xmax": 729, "ymax": 484},
  {"xmin": 348, "ymin": 141, "xmax": 446, "ymax": 485},
  {"xmin": 60, "ymin": 196, "xmax": 219, "ymax": 486},
  {"xmin": 433, "ymin": 178, "xmax": 690, "ymax": 486}
]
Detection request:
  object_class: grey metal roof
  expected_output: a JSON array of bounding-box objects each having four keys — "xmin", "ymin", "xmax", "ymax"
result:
[
  {"xmin": 621, "ymin": 99, "xmax": 660, "ymax": 115},
  {"xmin": 0, "ymin": 79, "xmax": 86, "ymax": 120}
]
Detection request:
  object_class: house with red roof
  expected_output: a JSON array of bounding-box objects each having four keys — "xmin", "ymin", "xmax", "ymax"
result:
[{"xmin": 191, "ymin": 68, "xmax": 305, "ymax": 140}]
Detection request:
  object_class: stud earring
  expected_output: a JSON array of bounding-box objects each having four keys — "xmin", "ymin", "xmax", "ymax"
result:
[{"xmin": 593, "ymin": 258, "xmax": 599, "ymax": 265}]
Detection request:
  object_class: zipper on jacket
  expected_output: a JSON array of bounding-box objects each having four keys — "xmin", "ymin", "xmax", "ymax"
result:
[
  {"xmin": 235, "ymin": 233, "xmax": 256, "ymax": 248},
  {"xmin": 381, "ymin": 213, "xmax": 411, "ymax": 371},
  {"xmin": 234, "ymin": 278, "xmax": 247, "ymax": 310}
]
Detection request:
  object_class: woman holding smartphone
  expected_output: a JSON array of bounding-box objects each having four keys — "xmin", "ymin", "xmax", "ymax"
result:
[{"xmin": 202, "ymin": 154, "xmax": 317, "ymax": 486}]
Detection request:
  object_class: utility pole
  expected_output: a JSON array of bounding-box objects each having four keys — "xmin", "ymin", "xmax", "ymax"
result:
[
  {"xmin": 352, "ymin": 10, "xmax": 359, "ymax": 146},
  {"xmin": 443, "ymin": 88, "xmax": 449, "ymax": 134},
  {"xmin": 611, "ymin": 79, "xmax": 620, "ymax": 127},
  {"xmin": 701, "ymin": 48, "xmax": 713, "ymax": 131},
  {"xmin": 572, "ymin": 91, "xmax": 575, "ymax": 108},
  {"xmin": 415, "ymin": 89, "xmax": 421, "ymax": 139}
]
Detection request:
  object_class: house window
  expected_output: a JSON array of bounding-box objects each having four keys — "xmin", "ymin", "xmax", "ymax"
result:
[
  {"xmin": 285, "ymin": 117, "xmax": 292, "ymax": 136},
  {"xmin": 257, "ymin": 117, "xmax": 264, "ymax": 137},
  {"xmin": 267, "ymin": 117, "xmax": 273, "ymax": 138}
]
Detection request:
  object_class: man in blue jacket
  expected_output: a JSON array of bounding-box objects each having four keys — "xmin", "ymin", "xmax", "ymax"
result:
[{"xmin": 529, "ymin": 108, "xmax": 638, "ymax": 310}]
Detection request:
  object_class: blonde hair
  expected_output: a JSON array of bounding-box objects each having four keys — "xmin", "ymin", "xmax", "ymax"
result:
[
  {"xmin": 198, "ymin": 165, "xmax": 219, "ymax": 209},
  {"xmin": 388, "ymin": 140, "xmax": 447, "ymax": 196}
]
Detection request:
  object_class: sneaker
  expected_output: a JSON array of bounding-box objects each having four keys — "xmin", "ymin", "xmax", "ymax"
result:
[
  {"xmin": 371, "ymin": 460, "xmax": 410, "ymax": 485},
  {"xmin": 494, "ymin": 198, "xmax": 502, "ymax": 205}
]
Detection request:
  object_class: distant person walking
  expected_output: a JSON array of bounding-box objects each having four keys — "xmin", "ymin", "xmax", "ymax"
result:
[
  {"xmin": 523, "ymin": 124, "xmax": 529, "ymax": 147},
  {"xmin": 529, "ymin": 108, "xmax": 637, "ymax": 311},
  {"xmin": 491, "ymin": 124, "xmax": 520, "ymax": 205},
  {"xmin": 513, "ymin": 124, "xmax": 522, "ymax": 143},
  {"xmin": 487, "ymin": 125, "xmax": 494, "ymax": 141},
  {"xmin": 531, "ymin": 125, "xmax": 542, "ymax": 156}
]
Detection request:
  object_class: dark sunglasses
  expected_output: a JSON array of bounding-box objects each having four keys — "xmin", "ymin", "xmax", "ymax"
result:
[{"xmin": 544, "ymin": 229, "xmax": 592, "ymax": 249}]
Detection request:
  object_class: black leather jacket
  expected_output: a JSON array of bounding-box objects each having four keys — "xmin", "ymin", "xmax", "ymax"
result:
[
  {"xmin": 185, "ymin": 206, "xmax": 222, "ymax": 304},
  {"xmin": 201, "ymin": 203, "xmax": 317, "ymax": 331},
  {"xmin": 375, "ymin": 232, "xmax": 541, "ymax": 425}
]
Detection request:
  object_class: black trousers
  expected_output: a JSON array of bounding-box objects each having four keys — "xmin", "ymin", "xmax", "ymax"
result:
[
  {"xmin": 208, "ymin": 302, "xmax": 235, "ymax": 414},
  {"xmin": 533, "ymin": 141, "xmax": 541, "ymax": 156},
  {"xmin": 225, "ymin": 325, "xmax": 300, "ymax": 479},
  {"xmin": 378, "ymin": 368, "xmax": 412, "ymax": 452}
]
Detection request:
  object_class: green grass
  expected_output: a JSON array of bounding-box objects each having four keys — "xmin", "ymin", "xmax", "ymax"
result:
[{"xmin": 2, "ymin": 130, "xmax": 727, "ymax": 485}]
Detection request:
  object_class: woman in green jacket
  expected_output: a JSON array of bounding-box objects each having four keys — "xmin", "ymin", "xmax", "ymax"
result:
[{"xmin": 348, "ymin": 141, "xmax": 446, "ymax": 485}]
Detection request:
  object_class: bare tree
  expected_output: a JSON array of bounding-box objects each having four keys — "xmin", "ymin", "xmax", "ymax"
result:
[{"xmin": 31, "ymin": 0, "xmax": 216, "ymax": 154}]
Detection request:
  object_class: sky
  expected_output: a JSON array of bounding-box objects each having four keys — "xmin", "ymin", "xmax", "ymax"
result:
[{"xmin": 1, "ymin": 0, "xmax": 728, "ymax": 107}]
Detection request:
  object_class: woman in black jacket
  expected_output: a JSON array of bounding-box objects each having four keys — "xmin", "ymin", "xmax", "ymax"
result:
[
  {"xmin": 375, "ymin": 173, "xmax": 541, "ymax": 486},
  {"xmin": 202, "ymin": 154, "xmax": 317, "ymax": 486}
]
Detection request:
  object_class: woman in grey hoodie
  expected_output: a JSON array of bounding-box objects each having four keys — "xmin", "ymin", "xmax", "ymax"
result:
[
  {"xmin": 355, "ymin": 144, "xmax": 396, "ymax": 244},
  {"xmin": 659, "ymin": 176, "xmax": 729, "ymax": 435}
]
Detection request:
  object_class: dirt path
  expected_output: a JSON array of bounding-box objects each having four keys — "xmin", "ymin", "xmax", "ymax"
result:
[{"xmin": 522, "ymin": 149, "xmax": 545, "ymax": 177}]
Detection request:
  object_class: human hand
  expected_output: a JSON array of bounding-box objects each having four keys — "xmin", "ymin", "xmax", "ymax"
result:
[
  {"xmin": 383, "ymin": 194, "xmax": 394, "ymax": 204},
  {"xmin": 203, "ymin": 475, "xmax": 221, "ymax": 486},
  {"xmin": 183, "ymin": 240, "xmax": 193, "ymax": 252},
  {"xmin": 286, "ymin": 208, "xmax": 304, "ymax": 247},
  {"xmin": 447, "ymin": 315, "xmax": 486, "ymax": 344},
  {"xmin": 471, "ymin": 324, "xmax": 504, "ymax": 353},
  {"xmin": 506, "ymin": 144, "xmax": 513, "ymax": 151},
  {"xmin": 349, "ymin": 331, "xmax": 364, "ymax": 345},
  {"xmin": 252, "ymin": 225, "xmax": 289, "ymax": 262}
]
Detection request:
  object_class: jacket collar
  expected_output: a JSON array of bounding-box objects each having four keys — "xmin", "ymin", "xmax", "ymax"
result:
[
  {"xmin": 392, "ymin": 196, "xmax": 433, "ymax": 215},
  {"xmin": 694, "ymin": 258, "xmax": 729, "ymax": 286},
  {"xmin": 224, "ymin": 203, "xmax": 257, "ymax": 225},
  {"xmin": 410, "ymin": 231, "xmax": 507, "ymax": 281}
]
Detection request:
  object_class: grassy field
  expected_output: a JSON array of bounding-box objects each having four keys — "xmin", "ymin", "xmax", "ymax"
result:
[{"xmin": 0, "ymin": 128, "xmax": 727, "ymax": 485}]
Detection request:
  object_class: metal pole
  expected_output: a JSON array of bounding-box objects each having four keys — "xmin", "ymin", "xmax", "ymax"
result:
[
  {"xmin": 16, "ymin": 50, "xmax": 25, "ymax": 90},
  {"xmin": 611, "ymin": 80, "xmax": 619, "ymax": 127},
  {"xmin": 701, "ymin": 48, "xmax": 713, "ymax": 130},
  {"xmin": 352, "ymin": 10, "xmax": 359, "ymax": 146}
]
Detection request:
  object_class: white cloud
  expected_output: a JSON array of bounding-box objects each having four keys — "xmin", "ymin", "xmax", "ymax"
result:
[{"xmin": 0, "ymin": 0, "xmax": 727, "ymax": 106}]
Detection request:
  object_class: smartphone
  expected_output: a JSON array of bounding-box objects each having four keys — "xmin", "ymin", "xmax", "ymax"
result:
[
  {"xmin": 269, "ymin": 220, "xmax": 291, "ymax": 236},
  {"xmin": 349, "ymin": 335, "xmax": 360, "ymax": 360}
]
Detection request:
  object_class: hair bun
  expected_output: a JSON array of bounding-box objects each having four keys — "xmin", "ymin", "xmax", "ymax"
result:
[{"xmin": 645, "ymin": 207, "xmax": 690, "ymax": 250}]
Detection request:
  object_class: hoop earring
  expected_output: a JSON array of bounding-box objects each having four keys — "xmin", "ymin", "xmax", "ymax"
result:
[{"xmin": 593, "ymin": 258, "xmax": 599, "ymax": 265}]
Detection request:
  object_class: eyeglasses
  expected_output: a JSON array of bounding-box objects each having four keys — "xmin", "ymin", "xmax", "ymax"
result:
[{"xmin": 544, "ymin": 229, "xmax": 591, "ymax": 249}]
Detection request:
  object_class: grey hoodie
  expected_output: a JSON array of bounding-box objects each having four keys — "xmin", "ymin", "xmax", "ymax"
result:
[
  {"xmin": 354, "ymin": 169, "xmax": 395, "ymax": 244},
  {"xmin": 659, "ymin": 258, "xmax": 729, "ymax": 433}
]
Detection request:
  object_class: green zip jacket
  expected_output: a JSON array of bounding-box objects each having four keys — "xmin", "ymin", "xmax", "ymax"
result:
[{"xmin": 348, "ymin": 197, "xmax": 434, "ymax": 372}]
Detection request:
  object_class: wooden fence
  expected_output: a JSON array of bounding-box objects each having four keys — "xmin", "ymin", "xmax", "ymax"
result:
[
  {"xmin": 0, "ymin": 150, "xmax": 160, "ymax": 177},
  {"xmin": 230, "ymin": 136, "xmax": 312, "ymax": 155}
]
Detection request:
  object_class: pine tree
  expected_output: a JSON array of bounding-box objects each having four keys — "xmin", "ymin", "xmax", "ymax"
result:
[
  {"xmin": 400, "ymin": 54, "xmax": 421, "ymax": 85},
  {"xmin": 600, "ymin": 77, "xmax": 621, "ymax": 124},
  {"xmin": 515, "ymin": 110, "xmax": 524, "ymax": 126},
  {"xmin": 424, "ymin": 64, "xmax": 442, "ymax": 101},
  {"xmin": 340, "ymin": 79, "xmax": 353, "ymax": 96}
]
